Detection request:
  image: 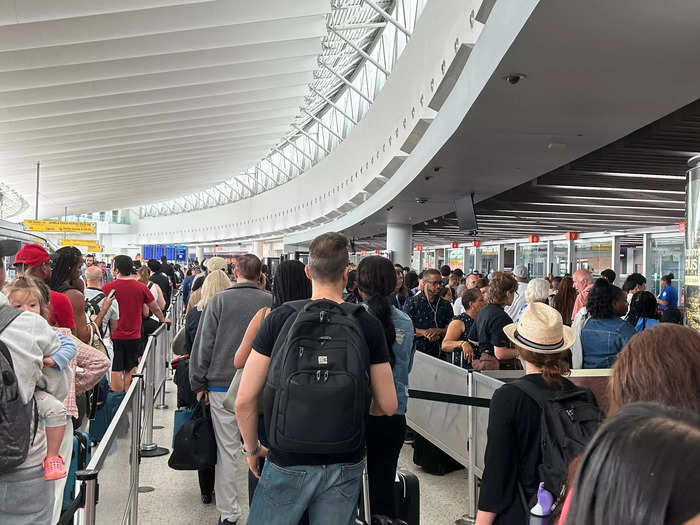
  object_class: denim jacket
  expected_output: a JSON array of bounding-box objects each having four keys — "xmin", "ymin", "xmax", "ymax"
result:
[
  {"xmin": 580, "ymin": 317, "xmax": 635, "ymax": 369},
  {"xmin": 363, "ymin": 304, "xmax": 415, "ymax": 414}
]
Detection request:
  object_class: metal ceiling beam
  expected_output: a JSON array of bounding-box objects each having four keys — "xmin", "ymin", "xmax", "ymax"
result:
[
  {"xmin": 328, "ymin": 26, "xmax": 390, "ymax": 75},
  {"xmin": 363, "ymin": 0, "xmax": 412, "ymax": 37},
  {"xmin": 319, "ymin": 62, "xmax": 373, "ymax": 104},
  {"xmin": 310, "ymin": 86, "xmax": 358, "ymax": 125}
]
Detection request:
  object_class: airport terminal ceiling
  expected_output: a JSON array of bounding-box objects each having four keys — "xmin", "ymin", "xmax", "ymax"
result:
[
  {"xmin": 351, "ymin": 98, "xmax": 698, "ymax": 249},
  {"xmin": 0, "ymin": 0, "xmax": 404, "ymax": 219}
]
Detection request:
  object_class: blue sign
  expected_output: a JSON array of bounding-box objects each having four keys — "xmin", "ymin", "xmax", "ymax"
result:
[
  {"xmin": 143, "ymin": 245, "xmax": 154, "ymax": 260},
  {"xmin": 154, "ymin": 245, "xmax": 164, "ymax": 260},
  {"xmin": 166, "ymin": 245, "xmax": 175, "ymax": 261},
  {"xmin": 176, "ymin": 246, "xmax": 187, "ymax": 262}
]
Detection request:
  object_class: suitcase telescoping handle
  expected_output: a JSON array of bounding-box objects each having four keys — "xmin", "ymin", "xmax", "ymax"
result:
[{"xmin": 360, "ymin": 466, "xmax": 371, "ymax": 524}]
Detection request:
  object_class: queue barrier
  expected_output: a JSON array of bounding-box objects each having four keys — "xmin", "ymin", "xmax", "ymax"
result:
[
  {"xmin": 406, "ymin": 352, "xmax": 611, "ymax": 525},
  {"xmin": 63, "ymin": 292, "xmax": 184, "ymax": 525}
]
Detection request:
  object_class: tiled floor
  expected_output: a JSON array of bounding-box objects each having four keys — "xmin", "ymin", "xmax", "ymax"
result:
[{"xmin": 136, "ymin": 384, "xmax": 470, "ymax": 524}]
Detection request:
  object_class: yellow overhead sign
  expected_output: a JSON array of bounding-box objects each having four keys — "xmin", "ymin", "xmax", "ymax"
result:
[
  {"xmin": 24, "ymin": 220, "xmax": 96, "ymax": 233},
  {"xmin": 59, "ymin": 239, "xmax": 102, "ymax": 252}
]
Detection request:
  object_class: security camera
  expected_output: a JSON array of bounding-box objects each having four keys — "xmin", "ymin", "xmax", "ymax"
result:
[
  {"xmin": 415, "ymin": 197, "xmax": 428, "ymax": 204},
  {"xmin": 504, "ymin": 73, "xmax": 526, "ymax": 85}
]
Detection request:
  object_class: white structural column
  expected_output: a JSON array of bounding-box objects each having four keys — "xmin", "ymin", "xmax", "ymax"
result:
[
  {"xmin": 546, "ymin": 240, "xmax": 553, "ymax": 276},
  {"xmin": 386, "ymin": 223, "xmax": 412, "ymax": 267},
  {"xmin": 497, "ymin": 244, "xmax": 505, "ymax": 271},
  {"xmin": 611, "ymin": 236, "xmax": 621, "ymax": 285},
  {"xmin": 195, "ymin": 246, "xmax": 204, "ymax": 263},
  {"xmin": 252, "ymin": 241, "xmax": 264, "ymax": 259}
]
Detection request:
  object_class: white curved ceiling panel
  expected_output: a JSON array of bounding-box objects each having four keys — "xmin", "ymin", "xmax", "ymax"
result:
[{"xmin": 0, "ymin": 0, "xmax": 329, "ymax": 218}]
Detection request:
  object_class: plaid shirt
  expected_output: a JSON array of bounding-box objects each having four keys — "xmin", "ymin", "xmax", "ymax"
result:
[{"xmin": 55, "ymin": 328, "xmax": 110, "ymax": 418}]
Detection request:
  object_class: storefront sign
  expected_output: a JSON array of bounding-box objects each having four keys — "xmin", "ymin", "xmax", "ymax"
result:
[
  {"xmin": 24, "ymin": 220, "xmax": 96, "ymax": 233},
  {"xmin": 59, "ymin": 239, "xmax": 102, "ymax": 252},
  {"xmin": 415, "ymin": 245, "xmax": 423, "ymax": 252},
  {"xmin": 529, "ymin": 235, "xmax": 540, "ymax": 243},
  {"xmin": 565, "ymin": 232, "xmax": 579, "ymax": 241},
  {"xmin": 472, "ymin": 241, "xmax": 481, "ymax": 247},
  {"xmin": 451, "ymin": 241, "xmax": 459, "ymax": 248}
]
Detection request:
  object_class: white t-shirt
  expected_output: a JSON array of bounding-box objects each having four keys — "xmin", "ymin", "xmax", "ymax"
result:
[
  {"xmin": 147, "ymin": 282, "xmax": 160, "ymax": 321},
  {"xmin": 84, "ymin": 287, "xmax": 119, "ymax": 337}
]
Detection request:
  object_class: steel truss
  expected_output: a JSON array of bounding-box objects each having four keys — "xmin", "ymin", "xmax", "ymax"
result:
[{"xmin": 140, "ymin": 0, "xmax": 427, "ymax": 218}]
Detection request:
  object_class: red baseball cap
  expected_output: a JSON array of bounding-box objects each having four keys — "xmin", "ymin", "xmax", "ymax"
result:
[{"xmin": 14, "ymin": 243, "xmax": 50, "ymax": 267}]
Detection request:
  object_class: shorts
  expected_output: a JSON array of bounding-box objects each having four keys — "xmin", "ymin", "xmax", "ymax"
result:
[{"xmin": 112, "ymin": 338, "xmax": 142, "ymax": 372}]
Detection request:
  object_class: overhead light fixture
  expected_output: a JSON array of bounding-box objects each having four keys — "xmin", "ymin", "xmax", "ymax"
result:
[
  {"xmin": 548, "ymin": 142, "xmax": 567, "ymax": 151},
  {"xmin": 415, "ymin": 197, "xmax": 428, "ymax": 204},
  {"xmin": 503, "ymin": 73, "xmax": 526, "ymax": 85}
]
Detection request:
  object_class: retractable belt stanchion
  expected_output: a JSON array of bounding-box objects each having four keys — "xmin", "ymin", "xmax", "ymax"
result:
[
  {"xmin": 407, "ymin": 386, "xmax": 489, "ymax": 525},
  {"xmin": 140, "ymin": 334, "xmax": 169, "ymax": 457},
  {"xmin": 130, "ymin": 376, "xmax": 143, "ymax": 524},
  {"xmin": 154, "ymin": 333, "xmax": 168, "ymax": 410},
  {"xmin": 75, "ymin": 470, "xmax": 98, "ymax": 525}
]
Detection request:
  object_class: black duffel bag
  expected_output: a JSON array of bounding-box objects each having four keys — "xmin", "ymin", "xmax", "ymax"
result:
[{"xmin": 168, "ymin": 398, "xmax": 217, "ymax": 470}]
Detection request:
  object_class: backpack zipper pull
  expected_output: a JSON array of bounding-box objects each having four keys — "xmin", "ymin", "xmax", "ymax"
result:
[
  {"xmin": 316, "ymin": 370, "xmax": 321, "ymax": 382},
  {"xmin": 323, "ymin": 370, "xmax": 329, "ymax": 382},
  {"xmin": 298, "ymin": 346, "xmax": 304, "ymax": 358},
  {"xmin": 566, "ymin": 408, "xmax": 575, "ymax": 421}
]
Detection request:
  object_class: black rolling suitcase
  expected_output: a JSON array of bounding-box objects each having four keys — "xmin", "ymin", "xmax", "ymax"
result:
[
  {"xmin": 358, "ymin": 467, "xmax": 411, "ymax": 525},
  {"xmin": 394, "ymin": 468, "xmax": 419, "ymax": 525}
]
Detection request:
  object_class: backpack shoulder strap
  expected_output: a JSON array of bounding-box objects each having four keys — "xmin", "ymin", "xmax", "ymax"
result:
[
  {"xmin": 337, "ymin": 301, "xmax": 365, "ymax": 317},
  {"xmin": 88, "ymin": 293, "xmax": 105, "ymax": 310},
  {"xmin": 510, "ymin": 377, "xmax": 555, "ymax": 409},
  {"xmin": 0, "ymin": 304, "xmax": 22, "ymax": 336}
]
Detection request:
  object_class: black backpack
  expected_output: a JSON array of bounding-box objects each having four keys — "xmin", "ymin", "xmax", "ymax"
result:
[
  {"xmin": 264, "ymin": 299, "xmax": 370, "ymax": 455},
  {"xmin": 512, "ymin": 378, "xmax": 603, "ymax": 510},
  {"xmin": 85, "ymin": 291, "xmax": 106, "ymax": 337},
  {"xmin": 0, "ymin": 304, "xmax": 38, "ymax": 471}
]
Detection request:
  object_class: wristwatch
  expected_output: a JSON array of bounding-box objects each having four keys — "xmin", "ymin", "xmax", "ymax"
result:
[{"xmin": 241, "ymin": 440, "xmax": 261, "ymax": 457}]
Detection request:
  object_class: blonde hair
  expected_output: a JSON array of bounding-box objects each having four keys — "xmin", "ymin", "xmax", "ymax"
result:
[
  {"xmin": 198, "ymin": 270, "xmax": 231, "ymax": 311},
  {"xmin": 2, "ymin": 276, "xmax": 50, "ymax": 319},
  {"xmin": 137, "ymin": 265, "xmax": 150, "ymax": 284}
]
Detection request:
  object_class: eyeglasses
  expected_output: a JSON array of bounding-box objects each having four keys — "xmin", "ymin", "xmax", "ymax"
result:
[{"xmin": 425, "ymin": 280, "xmax": 442, "ymax": 286}]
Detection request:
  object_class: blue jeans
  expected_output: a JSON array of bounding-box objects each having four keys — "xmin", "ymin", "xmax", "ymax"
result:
[{"xmin": 247, "ymin": 458, "xmax": 366, "ymax": 525}]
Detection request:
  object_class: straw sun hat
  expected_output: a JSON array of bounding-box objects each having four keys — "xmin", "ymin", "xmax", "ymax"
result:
[{"xmin": 503, "ymin": 302, "xmax": 575, "ymax": 354}]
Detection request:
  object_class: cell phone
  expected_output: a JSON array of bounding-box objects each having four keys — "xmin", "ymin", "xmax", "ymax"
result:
[{"xmin": 107, "ymin": 289, "xmax": 116, "ymax": 299}]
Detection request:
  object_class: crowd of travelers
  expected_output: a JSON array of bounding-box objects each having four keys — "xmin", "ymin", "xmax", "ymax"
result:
[{"xmin": 1, "ymin": 234, "xmax": 698, "ymax": 525}]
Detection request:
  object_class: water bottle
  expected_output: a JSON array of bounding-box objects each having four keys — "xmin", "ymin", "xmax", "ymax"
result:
[{"xmin": 529, "ymin": 482, "xmax": 553, "ymax": 525}]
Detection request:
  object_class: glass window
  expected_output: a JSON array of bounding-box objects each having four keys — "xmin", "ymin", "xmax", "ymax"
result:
[
  {"xmin": 574, "ymin": 239, "xmax": 612, "ymax": 278},
  {"xmin": 448, "ymin": 248, "xmax": 464, "ymax": 270},
  {"xmin": 465, "ymin": 247, "xmax": 476, "ymax": 273},
  {"xmin": 552, "ymin": 242, "xmax": 569, "ymax": 276},
  {"xmin": 649, "ymin": 236, "xmax": 684, "ymax": 296},
  {"xmin": 479, "ymin": 247, "xmax": 499, "ymax": 275},
  {"xmin": 423, "ymin": 250, "xmax": 436, "ymax": 269},
  {"xmin": 516, "ymin": 243, "xmax": 548, "ymax": 278},
  {"xmin": 435, "ymin": 248, "xmax": 446, "ymax": 269}
]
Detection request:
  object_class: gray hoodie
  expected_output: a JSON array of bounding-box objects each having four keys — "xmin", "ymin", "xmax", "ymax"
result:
[{"xmin": 189, "ymin": 282, "xmax": 271, "ymax": 391}]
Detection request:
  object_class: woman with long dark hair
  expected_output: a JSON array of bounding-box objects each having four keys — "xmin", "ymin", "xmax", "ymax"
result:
[
  {"xmin": 552, "ymin": 276, "xmax": 576, "ymax": 326},
  {"xmin": 565, "ymin": 402, "xmax": 700, "ymax": 525},
  {"xmin": 357, "ymin": 256, "xmax": 414, "ymax": 519},
  {"xmin": 50, "ymin": 246, "xmax": 91, "ymax": 342}
]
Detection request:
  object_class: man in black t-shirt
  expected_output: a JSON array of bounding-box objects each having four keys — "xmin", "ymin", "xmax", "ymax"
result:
[
  {"xmin": 236, "ymin": 232, "xmax": 397, "ymax": 525},
  {"xmin": 147, "ymin": 259, "xmax": 171, "ymax": 313}
]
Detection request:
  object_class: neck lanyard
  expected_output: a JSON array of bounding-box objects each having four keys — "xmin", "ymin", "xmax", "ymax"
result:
[{"xmin": 426, "ymin": 295, "xmax": 441, "ymax": 327}]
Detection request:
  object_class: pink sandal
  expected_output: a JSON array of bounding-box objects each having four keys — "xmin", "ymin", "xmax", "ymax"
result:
[{"xmin": 43, "ymin": 455, "xmax": 67, "ymax": 480}]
